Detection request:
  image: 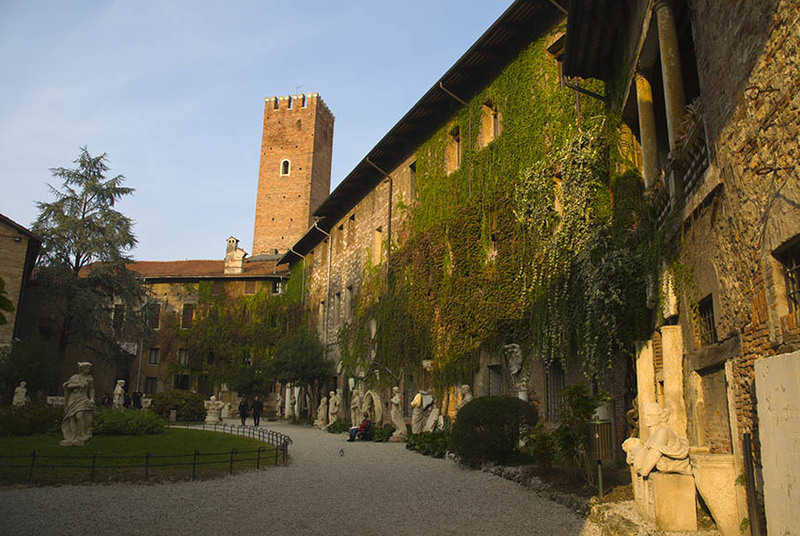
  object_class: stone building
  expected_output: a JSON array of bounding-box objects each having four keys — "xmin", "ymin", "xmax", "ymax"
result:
[
  {"xmin": 278, "ymin": 0, "xmax": 631, "ymax": 444},
  {"xmin": 564, "ymin": 0, "xmax": 798, "ymax": 532},
  {"xmin": 0, "ymin": 214, "xmax": 40, "ymax": 350}
]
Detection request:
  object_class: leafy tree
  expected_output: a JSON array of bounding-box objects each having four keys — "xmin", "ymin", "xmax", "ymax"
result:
[
  {"xmin": 269, "ymin": 329, "xmax": 332, "ymax": 411},
  {"xmin": 31, "ymin": 147, "xmax": 151, "ymax": 377}
]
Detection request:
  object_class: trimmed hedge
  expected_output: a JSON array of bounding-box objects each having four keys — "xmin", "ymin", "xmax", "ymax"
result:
[
  {"xmin": 93, "ymin": 407, "xmax": 165, "ymax": 435},
  {"xmin": 0, "ymin": 405, "xmax": 62, "ymax": 436},
  {"xmin": 150, "ymin": 390, "xmax": 206, "ymax": 422},
  {"xmin": 451, "ymin": 396, "xmax": 538, "ymax": 466}
]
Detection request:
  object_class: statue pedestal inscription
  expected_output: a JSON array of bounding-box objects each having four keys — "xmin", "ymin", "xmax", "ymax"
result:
[{"xmin": 636, "ymin": 473, "xmax": 697, "ymax": 532}]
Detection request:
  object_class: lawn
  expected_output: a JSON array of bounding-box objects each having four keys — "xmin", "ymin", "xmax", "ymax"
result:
[{"xmin": 0, "ymin": 428, "xmax": 277, "ymax": 485}]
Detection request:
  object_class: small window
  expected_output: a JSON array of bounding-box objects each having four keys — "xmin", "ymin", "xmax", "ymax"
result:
[
  {"xmin": 178, "ymin": 348, "xmax": 189, "ymax": 365},
  {"xmin": 144, "ymin": 377, "xmax": 157, "ymax": 395},
  {"xmin": 280, "ymin": 160, "xmax": 290, "ymax": 176},
  {"xmin": 446, "ymin": 126, "xmax": 461, "ymax": 174},
  {"xmin": 479, "ymin": 101, "xmax": 499, "ymax": 148},
  {"xmin": 149, "ymin": 303, "xmax": 161, "ymax": 330},
  {"xmin": 345, "ymin": 285, "xmax": 353, "ymax": 321},
  {"xmin": 244, "ymin": 280, "xmax": 257, "ymax": 295},
  {"xmin": 148, "ymin": 347, "xmax": 160, "ymax": 365},
  {"xmin": 697, "ymin": 295, "xmax": 718, "ymax": 346},
  {"xmin": 174, "ymin": 375, "xmax": 190, "ymax": 390},
  {"xmin": 776, "ymin": 241, "xmax": 800, "ymax": 314},
  {"xmin": 546, "ymin": 361, "xmax": 565, "ymax": 422},
  {"xmin": 489, "ymin": 365, "xmax": 503, "ymax": 396},
  {"xmin": 272, "ymin": 280, "xmax": 283, "ymax": 294},
  {"xmin": 181, "ymin": 304, "xmax": 195, "ymax": 329}
]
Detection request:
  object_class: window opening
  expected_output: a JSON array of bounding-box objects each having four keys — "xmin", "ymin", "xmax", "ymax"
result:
[
  {"xmin": 148, "ymin": 347, "xmax": 160, "ymax": 365},
  {"xmin": 489, "ymin": 365, "xmax": 503, "ymax": 396},
  {"xmin": 280, "ymin": 160, "xmax": 290, "ymax": 176},
  {"xmin": 245, "ymin": 280, "xmax": 257, "ymax": 295},
  {"xmin": 181, "ymin": 304, "xmax": 195, "ymax": 329},
  {"xmin": 546, "ymin": 361, "xmax": 565, "ymax": 422},
  {"xmin": 178, "ymin": 348, "xmax": 189, "ymax": 365},
  {"xmin": 697, "ymin": 295, "xmax": 717, "ymax": 346}
]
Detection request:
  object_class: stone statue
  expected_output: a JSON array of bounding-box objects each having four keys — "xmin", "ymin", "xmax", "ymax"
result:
[
  {"xmin": 350, "ymin": 388, "xmax": 362, "ymax": 422},
  {"xmin": 503, "ymin": 343, "xmax": 528, "ymax": 399},
  {"xmin": 410, "ymin": 390, "xmax": 434, "ymax": 434},
  {"xmin": 424, "ymin": 404, "xmax": 441, "ymax": 432},
  {"xmin": 221, "ymin": 403, "xmax": 231, "ymax": 419},
  {"xmin": 623, "ymin": 402, "xmax": 691, "ymax": 477},
  {"xmin": 290, "ymin": 390, "xmax": 297, "ymax": 419},
  {"xmin": 60, "ymin": 362, "xmax": 95, "ymax": 446},
  {"xmin": 12, "ymin": 381, "xmax": 28, "ymax": 407},
  {"xmin": 275, "ymin": 390, "xmax": 283, "ymax": 418},
  {"xmin": 328, "ymin": 390, "xmax": 340, "ymax": 425},
  {"xmin": 361, "ymin": 390, "xmax": 383, "ymax": 424},
  {"xmin": 112, "ymin": 380, "xmax": 125, "ymax": 409},
  {"xmin": 315, "ymin": 396, "xmax": 328, "ymax": 429},
  {"xmin": 390, "ymin": 386, "xmax": 406, "ymax": 439},
  {"xmin": 458, "ymin": 384, "xmax": 473, "ymax": 411},
  {"xmin": 204, "ymin": 396, "xmax": 225, "ymax": 424}
]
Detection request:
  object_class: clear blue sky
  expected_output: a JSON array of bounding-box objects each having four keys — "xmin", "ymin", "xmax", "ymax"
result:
[{"xmin": 0, "ymin": 0, "xmax": 513, "ymax": 261}]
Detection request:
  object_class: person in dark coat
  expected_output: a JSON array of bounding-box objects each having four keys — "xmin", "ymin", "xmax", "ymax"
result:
[
  {"xmin": 238, "ymin": 397, "xmax": 249, "ymax": 426},
  {"xmin": 131, "ymin": 391, "xmax": 143, "ymax": 410},
  {"xmin": 251, "ymin": 395, "xmax": 264, "ymax": 427}
]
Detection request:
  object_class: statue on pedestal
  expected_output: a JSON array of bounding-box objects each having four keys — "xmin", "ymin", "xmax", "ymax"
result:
[
  {"xmin": 12, "ymin": 381, "xmax": 28, "ymax": 407},
  {"xmin": 503, "ymin": 343, "xmax": 528, "ymax": 400},
  {"xmin": 60, "ymin": 362, "xmax": 95, "ymax": 446},
  {"xmin": 315, "ymin": 395, "xmax": 328, "ymax": 429},
  {"xmin": 204, "ymin": 396, "xmax": 225, "ymax": 424},
  {"xmin": 328, "ymin": 390, "xmax": 340, "ymax": 426},
  {"xmin": 622, "ymin": 402, "xmax": 690, "ymax": 477},
  {"xmin": 410, "ymin": 390, "xmax": 434, "ymax": 434},
  {"xmin": 275, "ymin": 390, "xmax": 283, "ymax": 418},
  {"xmin": 350, "ymin": 388, "xmax": 363, "ymax": 423},
  {"xmin": 390, "ymin": 386, "xmax": 406, "ymax": 439},
  {"xmin": 112, "ymin": 380, "xmax": 125, "ymax": 409}
]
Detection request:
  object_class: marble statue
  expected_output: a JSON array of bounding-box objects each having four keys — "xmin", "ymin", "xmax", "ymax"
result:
[
  {"xmin": 328, "ymin": 390, "xmax": 340, "ymax": 425},
  {"xmin": 350, "ymin": 388, "xmax": 362, "ymax": 422},
  {"xmin": 275, "ymin": 390, "xmax": 283, "ymax": 418},
  {"xmin": 112, "ymin": 380, "xmax": 125, "ymax": 409},
  {"xmin": 290, "ymin": 390, "xmax": 297, "ymax": 419},
  {"xmin": 221, "ymin": 403, "xmax": 231, "ymax": 419},
  {"xmin": 424, "ymin": 404, "xmax": 441, "ymax": 432},
  {"xmin": 410, "ymin": 390, "xmax": 434, "ymax": 434},
  {"xmin": 623, "ymin": 402, "xmax": 691, "ymax": 477},
  {"xmin": 390, "ymin": 386, "xmax": 406, "ymax": 439},
  {"xmin": 60, "ymin": 362, "xmax": 95, "ymax": 446},
  {"xmin": 12, "ymin": 381, "xmax": 28, "ymax": 407},
  {"xmin": 361, "ymin": 390, "xmax": 383, "ymax": 424},
  {"xmin": 204, "ymin": 396, "xmax": 225, "ymax": 424},
  {"xmin": 458, "ymin": 384, "xmax": 473, "ymax": 411},
  {"xmin": 503, "ymin": 343, "xmax": 528, "ymax": 399},
  {"xmin": 315, "ymin": 396, "xmax": 328, "ymax": 429}
]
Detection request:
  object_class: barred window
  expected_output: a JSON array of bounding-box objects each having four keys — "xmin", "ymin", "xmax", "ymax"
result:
[
  {"xmin": 546, "ymin": 361, "xmax": 565, "ymax": 422},
  {"xmin": 244, "ymin": 280, "xmax": 257, "ymax": 295},
  {"xmin": 697, "ymin": 295, "xmax": 717, "ymax": 346},
  {"xmin": 776, "ymin": 243, "xmax": 800, "ymax": 314},
  {"xmin": 489, "ymin": 365, "xmax": 503, "ymax": 396}
]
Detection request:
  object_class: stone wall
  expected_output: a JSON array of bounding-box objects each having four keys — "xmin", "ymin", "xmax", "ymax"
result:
[{"xmin": 0, "ymin": 218, "xmax": 33, "ymax": 346}]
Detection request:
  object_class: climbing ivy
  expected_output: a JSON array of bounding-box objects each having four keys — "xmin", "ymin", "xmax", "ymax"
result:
[{"xmin": 338, "ymin": 31, "xmax": 657, "ymax": 386}]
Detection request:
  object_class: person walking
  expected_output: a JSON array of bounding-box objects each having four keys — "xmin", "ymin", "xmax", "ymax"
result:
[
  {"xmin": 238, "ymin": 397, "xmax": 249, "ymax": 426},
  {"xmin": 251, "ymin": 395, "xmax": 264, "ymax": 427}
]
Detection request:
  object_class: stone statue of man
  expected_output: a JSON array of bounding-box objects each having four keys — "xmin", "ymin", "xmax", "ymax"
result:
[
  {"xmin": 328, "ymin": 390, "xmax": 340, "ymax": 425},
  {"xmin": 12, "ymin": 381, "xmax": 28, "ymax": 407}
]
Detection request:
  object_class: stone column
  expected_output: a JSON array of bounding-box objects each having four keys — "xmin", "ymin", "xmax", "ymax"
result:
[
  {"xmin": 655, "ymin": 0, "xmax": 686, "ymax": 149},
  {"xmin": 636, "ymin": 340, "xmax": 656, "ymax": 441},
  {"xmin": 661, "ymin": 325, "xmax": 687, "ymax": 436},
  {"xmin": 635, "ymin": 73, "xmax": 660, "ymax": 189}
]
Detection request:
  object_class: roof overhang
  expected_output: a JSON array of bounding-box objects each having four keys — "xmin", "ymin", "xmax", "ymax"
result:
[{"xmin": 562, "ymin": 0, "xmax": 625, "ymax": 80}]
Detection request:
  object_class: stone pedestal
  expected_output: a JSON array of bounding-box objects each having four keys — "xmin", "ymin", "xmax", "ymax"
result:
[
  {"xmin": 633, "ymin": 472, "xmax": 697, "ymax": 532},
  {"xmin": 691, "ymin": 452, "xmax": 745, "ymax": 536}
]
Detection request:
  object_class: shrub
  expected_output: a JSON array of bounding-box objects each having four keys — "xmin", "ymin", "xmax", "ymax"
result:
[
  {"xmin": 150, "ymin": 390, "xmax": 206, "ymax": 422},
  {"xmin": 405, "ymin": 429, "xmax": 451, "ymax": 458},
  {"xmin": 0, "ymin": 405, "xmax": 62, "ymax": 436},
  {"xmin": 553, "ymin": 383, "xmax": 609, "ymax": 469},
  {"xmin": 451, "ymin": 396, "xmax": 538, "ymax": 466},
  {"xmin": 372, "ymin": 424, "xmax": 395, "ymax": 442},
  {"xmin": 326, "ymin": 420, "xmax": 352, "ymax": 434},
  {"xmin": 523, "ymin": 424, "xmax": 556, "ymax": 468},
  {"xmin": 93, "ymin": 407, "xmax": 165, "ymax": 435}
]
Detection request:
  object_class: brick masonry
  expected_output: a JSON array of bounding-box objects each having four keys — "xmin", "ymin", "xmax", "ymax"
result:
[
  {"xmin": 252, "ymin": 93, "xmax": 334, "ymax": 256},
  {"xmin": 0, "ymin": 219, "xmax": 34, "ymax": 347}
]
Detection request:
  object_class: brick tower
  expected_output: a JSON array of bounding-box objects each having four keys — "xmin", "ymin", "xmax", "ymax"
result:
[{"xmin": 252, "ymin": 93, "xmax": 334, "ymax": 256}]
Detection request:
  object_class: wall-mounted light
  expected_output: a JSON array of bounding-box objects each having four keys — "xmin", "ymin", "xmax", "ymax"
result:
[{"xmin": 14, "ymin": 237, "xmax": 21, "ymax": 242}]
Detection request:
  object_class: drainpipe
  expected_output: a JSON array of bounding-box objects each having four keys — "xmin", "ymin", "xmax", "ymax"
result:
[
  {"xmin": 288, "ymin": 247, "xmax": 306, "ymax": 306},
  {"xmin": 312, "ymin": 221, "xmax": 332, "ymax": 351},
  {"xmin": 438, "ymin": 82, "xmax": 472, "ymax": 197},
  {"xmin": 365, "ymin": 158, "xmax": 393, "ymax": 282},
  {"xmin": 136, "ymin": 339, "xmax": 144, "ymax": 392}
]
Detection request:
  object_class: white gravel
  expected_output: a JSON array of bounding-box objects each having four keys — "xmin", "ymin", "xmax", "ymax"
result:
[{"xmin": 0, "ymin": 420, "xmax": 601, "ymax": 536}]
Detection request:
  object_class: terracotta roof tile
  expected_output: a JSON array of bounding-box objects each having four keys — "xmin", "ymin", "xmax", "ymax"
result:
[{"xmin": 126, "ymin": 259, "xmax": 288, "ymax": 278}]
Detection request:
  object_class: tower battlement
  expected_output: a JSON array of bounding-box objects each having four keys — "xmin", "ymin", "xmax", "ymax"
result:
[{"xmin": 264, "ymin": 93, "xmax": 335, "ymax": 120}]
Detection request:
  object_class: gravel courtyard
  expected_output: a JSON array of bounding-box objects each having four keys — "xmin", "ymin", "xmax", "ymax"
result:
[{"xmin": 0, "ymin": 421, "xmax": 600, "ymax": 536}]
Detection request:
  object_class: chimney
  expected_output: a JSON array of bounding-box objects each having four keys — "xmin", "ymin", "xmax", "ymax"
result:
[{"xmin": 224, "ymin": 236, "xmax": 247, "ymax": 274}]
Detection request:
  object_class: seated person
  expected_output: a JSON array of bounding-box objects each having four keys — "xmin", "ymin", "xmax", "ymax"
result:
[{"xmin": 348, "ymin": 412, "xmax": 372, "ymax": 442}]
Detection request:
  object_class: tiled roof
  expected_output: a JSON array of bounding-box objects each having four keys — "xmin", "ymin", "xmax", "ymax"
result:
[{"xmin": 127, "ymin": 259, "xmax": 288, "ymax": 278}]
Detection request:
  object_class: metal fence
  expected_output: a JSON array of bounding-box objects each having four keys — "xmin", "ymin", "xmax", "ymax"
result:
[{"xmin": 0, "ymin": 423, "xmax": 292, "ymax": 484}]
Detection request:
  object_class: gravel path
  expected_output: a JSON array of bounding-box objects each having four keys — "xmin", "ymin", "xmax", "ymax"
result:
[{"xmin": 0, "ymin": 421, "xmax": 601, "ymax": 536}]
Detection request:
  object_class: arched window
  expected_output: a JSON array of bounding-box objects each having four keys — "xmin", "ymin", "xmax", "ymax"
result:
[{"xmin": 280, "ymin": 160, "xmax": 290, "ymax": 175}]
